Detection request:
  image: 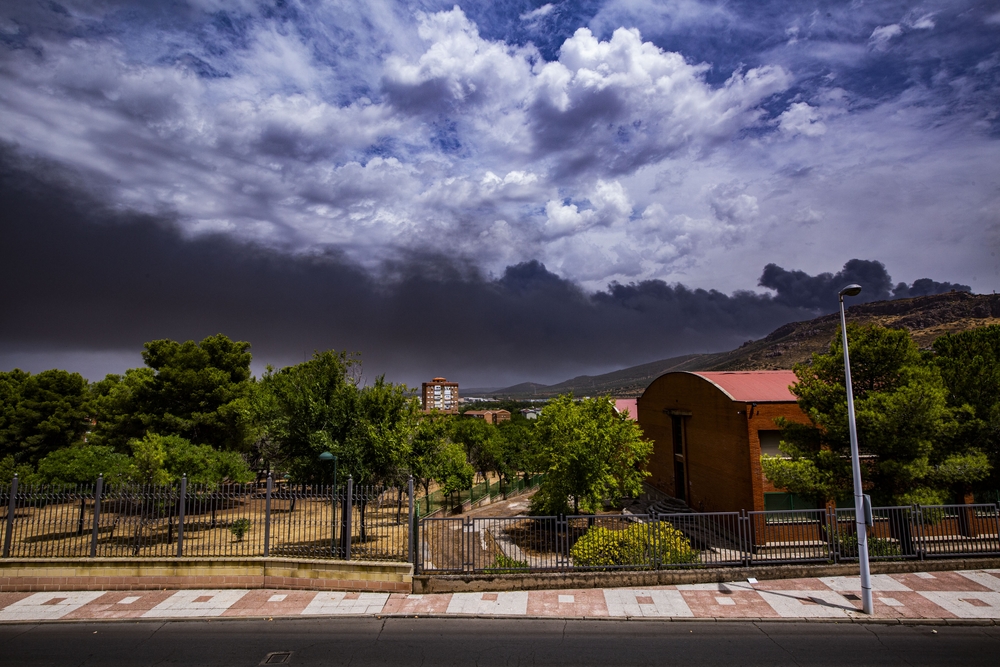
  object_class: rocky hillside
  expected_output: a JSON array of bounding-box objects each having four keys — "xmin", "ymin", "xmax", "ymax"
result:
[{"xmin": 473, "ymin": 291, "xmax": 1000, "ymax": 399}]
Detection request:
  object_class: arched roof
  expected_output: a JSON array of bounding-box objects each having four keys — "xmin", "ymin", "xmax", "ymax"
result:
[{"xmin": 689, "ymin": 370, "xmax": 798, "ymax": 402}]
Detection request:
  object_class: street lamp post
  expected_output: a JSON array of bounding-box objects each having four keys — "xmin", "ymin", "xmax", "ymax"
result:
[
  {"xmin": 839, "ymin": 283, "xmax": 873, "ymax": 615},
  {"xmin": 318, "ymin": 451, "xmax": 338, "ymax": 489}
]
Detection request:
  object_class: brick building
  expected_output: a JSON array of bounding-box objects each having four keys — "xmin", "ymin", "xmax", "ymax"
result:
[
  {"xmin": 462, "ymin": 409, "xmax": 511, "ymax": 425},
  {"xmin": 637, "ymin": 371, "xmax": 811, "ymax": 513},
  {"xmin": 421, "ymin": 377, "xmax": 459, "ymax": 414}
]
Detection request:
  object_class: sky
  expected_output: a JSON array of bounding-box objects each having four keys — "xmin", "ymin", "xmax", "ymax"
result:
[{"xmin": 0, "ymin": 0, "xmax": 997, "ymax": 389}]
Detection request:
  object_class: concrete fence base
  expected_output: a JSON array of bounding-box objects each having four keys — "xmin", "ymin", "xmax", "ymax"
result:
[
  {"xmin": 413, "ymin": 556, "xmax": 1000, "ymax": 594},
  {"xmin": 0, "ymin": 557, "xmax": 413, "ymax": 593}
]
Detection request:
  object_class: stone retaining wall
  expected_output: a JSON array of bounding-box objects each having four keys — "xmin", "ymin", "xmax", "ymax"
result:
[
  {"xmin": 413, "ymin": 557, "xmax": 1000, "ymax": 594},
  {"xmin": 0, "ymin": 557, "xmax": 412, "ymax": 593}
]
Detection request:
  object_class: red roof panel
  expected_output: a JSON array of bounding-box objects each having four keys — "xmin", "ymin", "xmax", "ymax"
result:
[
  {"xmin": 613, "ymin": 398, "xmax": 638, "ymax": 420},
  {"xmin": 690, "ymin": 370, "xmax": 799, "ymax": 403}
]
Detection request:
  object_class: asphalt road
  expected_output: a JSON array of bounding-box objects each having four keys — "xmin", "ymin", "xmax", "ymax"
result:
[{"xmin": 1, "ymin": 618, "xmax": 998, "ymax": 666}]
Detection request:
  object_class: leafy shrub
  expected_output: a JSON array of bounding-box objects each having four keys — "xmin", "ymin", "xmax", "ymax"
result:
[
  {"xmin": 229, "ymin": 518, "xmax": 251, "ymax": 542},
  {"xmin": 483, "ymin": 553, "xmax": 529, "ymax": 573},
  {"xmin": 836, "ymin": 535, "xmax": 901, "ymax": 558},
  {"xmin": 570, "ymin": 521, "xmax": 699, "ymax": 568}
]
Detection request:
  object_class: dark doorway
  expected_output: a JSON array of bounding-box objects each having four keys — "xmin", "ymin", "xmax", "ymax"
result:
[{"xmin": 671, "ymin": 415, "xmax": 687, "ymax": 502}]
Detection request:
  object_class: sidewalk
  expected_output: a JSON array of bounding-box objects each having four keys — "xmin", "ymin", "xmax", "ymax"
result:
[{"xmin": 1, "ymin": 569, "xmax": 999, "ymax": 623}]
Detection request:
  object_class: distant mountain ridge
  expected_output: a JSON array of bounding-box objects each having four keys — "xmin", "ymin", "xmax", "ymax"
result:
[{"xmin": 467, "ymin": 291, "xmax": 1000, "ymax": 399}]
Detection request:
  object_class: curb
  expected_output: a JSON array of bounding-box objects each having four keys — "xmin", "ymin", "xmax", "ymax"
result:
[
  {"xmin": 0, "ymin": 613, "xmax": 994, "ymax": 626},
  {"xmin": 413, "ymin": 557, "xmax": 1000, "ymax": 593}
]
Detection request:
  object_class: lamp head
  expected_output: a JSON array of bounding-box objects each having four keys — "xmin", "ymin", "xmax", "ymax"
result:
[
  {"xmin": 318, "ymin": 451, "xmax": 335, "ymax": 462},
  {"xmin": 839, "ymin": 284, "xmax": 862, "ymax": 298}
]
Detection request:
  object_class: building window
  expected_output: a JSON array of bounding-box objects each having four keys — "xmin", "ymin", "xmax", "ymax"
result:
[
  {"xmin": 758, "ymin": 430, "xmax": 785, "ymax": 457},
  {"xmin": 764, "ymin": 492, "xmax": 818, "ymax": 511}
]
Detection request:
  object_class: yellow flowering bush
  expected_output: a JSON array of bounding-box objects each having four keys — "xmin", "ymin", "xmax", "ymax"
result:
[{"xmin": 570, "ymin": 521, "xmax": 699, "ymax": 568}]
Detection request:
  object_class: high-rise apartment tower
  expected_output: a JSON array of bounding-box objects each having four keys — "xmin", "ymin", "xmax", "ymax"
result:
[{"xmin": 421, "ymin": 377, "xmax": 459, "ymax": 413}]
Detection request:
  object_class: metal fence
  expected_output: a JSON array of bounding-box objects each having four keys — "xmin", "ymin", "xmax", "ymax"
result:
[
  {"xmin": 417, "ymin": 503, "xmax": 1000, "ymax": 574},
  {"xmin": 5, "ymin": 477, "xmax": 999, "ymax": 574},
  {"xmin": 1, "ymin": 475, "xmax": 414, "ymax": 562}
]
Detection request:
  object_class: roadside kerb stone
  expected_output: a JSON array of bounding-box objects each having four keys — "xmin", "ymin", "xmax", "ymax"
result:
[{"xmin": 413, "ymin": 557, "xmax": 1000, "ymax": 593}]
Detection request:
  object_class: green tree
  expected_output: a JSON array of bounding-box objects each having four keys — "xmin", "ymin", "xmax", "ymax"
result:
[
  {"xmin": 529, "ymin": 395, "xmax": 652, "ymax": 515},
  {"xmin": 127, "ymin": 433, "xmax": 253, "ymax": 485},
  {"xmin": 89, "ymin": 367, "xmax": 155, "ymax": 451},
  {"xmin": 449, "ymin": 417, "xmax": 504, "ymax": 483},
  {"xmin": 345, "ymin": 377, "xmax": 417, "ymax": 487},
  {"xmin": 496, "ymin": 418, "xmax": 536, "ymax": 483},
  {"xmin": 36, "ymin": 445, "xmax": 132, "ymax": 485},
  {"xmin": 91, "ymin": 335, "xmax": 252, "ymax": 452},
  {"xmin": 436, "ymin": 440, "xmax": 475, "ymax": 501},
  {"xmin": 409, "ymin": 414, "xmax": 450, "ymax": 501},
  {"xmin": 255, "ymin": 350, "xmax": 360, "ymax": 482},
  {"xmin": 0, "ymin": 368, "xmax": 92, "ymax": 465},
  {"xmin": 762, "ymin": 324, "xmax": 987, "ymax": 506},
  {"xmin": 0, "ymin": 455, "xmax": 38, "ymax": 485},
  {"xmin": 933, "ymin": 324, "xmax": 1000, "ymax": 496}
]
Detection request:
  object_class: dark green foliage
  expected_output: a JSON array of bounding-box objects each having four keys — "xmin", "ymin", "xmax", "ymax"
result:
[
  {"xmin": 449, "ymin": 417, "xmax": 504, "ymax": 482},
  {"xmin": 91, "ymin": 334, "xmax": 252, "ymax": 452},
  {"xmin": 254, "ymin": 351, "xmax": 417, "ymax": 487},
  {"xmin": 836, "ymin": 535, "xmax": 902, "ymax": 558},
  {"xmin": 229, "ymin": 518, "xmax": 251, "ymax": 542},
  {"xmin": 128, "ymin": 433, "xmax": 253, "ymax": 485},
  {"xmin": 761, "ymin": 324, "xmax": 988, "ymax": 506},
  {"xmin": 933, "ymin": 324, "xmax": 1000, "ymax": 493},
  {"xmin": 0, "ymin": 368, "xmax": 92, "ymax": 465},
  {"xmin": 0, "ymin": 454, "xmax": 38, "ymax": 485},
  {"xmin": 89, "ymin": 368, "xmax": 155, "ymax": 451},
  {"xmin": 36, "ymin": 445, "xmax": 132, "ymax": 485},
  {"xmin": 482, "ymin": 553, "xmax": 529, "ymax": 573}
]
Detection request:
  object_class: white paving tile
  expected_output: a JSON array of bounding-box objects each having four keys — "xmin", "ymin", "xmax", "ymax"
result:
[
  {"xmin": 955, "ymin": 570, "xmax": 1000, "ymax": 592},
  {"xmin": 878, "ymin": 597, "xmax": 903, "ymax": 607},
  {"xmin": 558, "ymin": 595, "xmax": 575, "ymax": 604},
  {"xmin": 915, "ymin": 572, "xmax": 936, "ymax": 579},
  {"xmin": 118, "ymin": 596, "xmax": 140, "ymax": 605},
  {"xmin": 446, "ymin": 592, "xmax": 528, "ymax": 615},
  {"xmin": 604, "ymin": 590, "xmax": 693, "ymax": 618},
  {"xmin": 916, "ymin": 592, "xmax": 1000, "ymax": 618},
  {"xmin": 678, "ymin": 582, "xmax": 737, "ymax": 591},
  {"xmin": 757, "ymin": 589, "xmax": 857, "ymax": 618},
  {"xmin": 301, "ymin": 592, "xmax": 389, "ymax": 615},
  {"xmin": 0, "ymin": 592, "xmax": 106, "ymax": 621},
  {"xmin": 267, "ymin": 595, "xmax": 287, "ymax": 603},
  {"xmin": 819, "ymin": 575, "xmax": 911, "ymax": 592},
  {"xmin": 142, "ymin": 590, "xmax": 249, "ymax": 618},
  {"xmin": 715, "ymin": 597, "xmax": 736, "ymax": 606}
]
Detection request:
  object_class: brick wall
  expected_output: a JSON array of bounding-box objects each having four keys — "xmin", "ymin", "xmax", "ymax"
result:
[{"xmin": 638, "ymin": 373, "xmax": 809, "ymax": 513}]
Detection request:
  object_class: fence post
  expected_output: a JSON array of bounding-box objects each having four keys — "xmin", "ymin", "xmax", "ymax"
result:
[
  {"xmin": 263, "ymin": 474, "xmax": 272, "ymax": 558},
  {"xmin": 90, "ymin": 474, "xmax": 103, "ymax": 558},
  {"xmin": 407, "ymin": 476, "xmax": 415, "ymax": 567},
  {"xmin": 344, "ymin": 476, "xmax": 353, "ymax": 561},
  {"xmin": 176, "ymin": 475, "xmax": 187, "ymax": 558},
  {"xmin": 2, "ymin": 474, "xmax": 18, "ymax": 558},
  {"xmin": 739, "ymin": 510, "xmax": 751, "ymax": 567},
  {"xmin": 826, "ymin": 507, "xmax": 837, "ymax": 564},
  {"xmin": 465, "ymin": 516, "xmax": 474, "ymax": 572},
  {"xmin": 914, "ymin": 505, "xmax": 926, "ymax": 561},
  {"xmin": 995, "ymin": 502, "xmax": 1000, "ymax": 554}
]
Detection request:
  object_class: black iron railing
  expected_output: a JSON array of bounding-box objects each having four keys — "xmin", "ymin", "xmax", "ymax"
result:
[{"xmin": 1, "ymin": 475, "xmax": 414, "ymax": 562}]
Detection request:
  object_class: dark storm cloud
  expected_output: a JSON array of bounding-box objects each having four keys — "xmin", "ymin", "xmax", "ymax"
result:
[
  {"xmin": 0, "ymin": 147, "xmax": 976, "ymax": 385},
  {"xmin": 0, "ymin": 146, "xmax": 800, "ymax": 384},
  {"xmin": 758, "ymin": 259, "xmax": 970, "ymax": 310}
]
